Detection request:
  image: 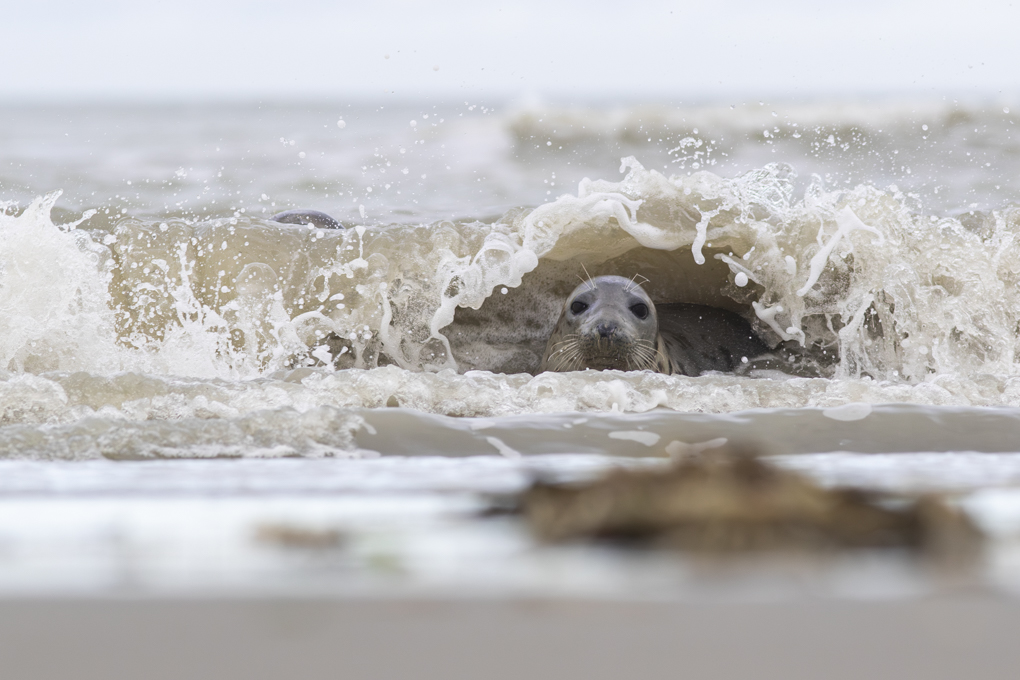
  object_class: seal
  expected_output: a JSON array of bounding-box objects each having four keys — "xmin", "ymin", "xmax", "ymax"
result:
[
  {"xmin": 539, "ymin": 275, "xmax": 769, "ymax": 376},
  {"xmin": 271, "ymin": 209, "xmax": 344, "ymax": 230}
]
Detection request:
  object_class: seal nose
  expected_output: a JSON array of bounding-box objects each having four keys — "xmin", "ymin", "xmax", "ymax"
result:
[{"xmin": 596, "ymin": 321, "xmax": 617, "ymax": 338}]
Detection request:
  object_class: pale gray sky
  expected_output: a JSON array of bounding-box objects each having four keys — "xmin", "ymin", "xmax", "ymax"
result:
[{"xmin": 4, "ymin": 0, "xmax": 1019, "ymax": 101}]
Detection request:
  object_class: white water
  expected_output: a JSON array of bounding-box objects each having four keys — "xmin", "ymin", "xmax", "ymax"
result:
[
  {"xmin": 6, "ymin": 127, "xmax": 1020, "ymax": 451},
  {"xmin": 7, "ymin": 99, "xmax": 1020, "ymax": 448},
  {"xmin": 5, "ymin": 98, "xmax": 1020, "ymax": 599}
]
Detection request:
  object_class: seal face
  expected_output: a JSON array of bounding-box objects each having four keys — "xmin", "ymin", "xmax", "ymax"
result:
[
  {"xmin": 540, "ymin": 275, "xmax": 770, "ymax": 376},
  {"xmin": 540, "ymin": 275, "xmax": 669, "ymax": 373}
]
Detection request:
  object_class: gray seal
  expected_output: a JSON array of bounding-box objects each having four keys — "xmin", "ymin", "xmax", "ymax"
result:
[
  {"xmin": 540, "ymin": 275, "xmax": 769, "ymax": 376},
  {"xmin": 271, "ymin": 209, "xmax": 344, "ymax": 229}
]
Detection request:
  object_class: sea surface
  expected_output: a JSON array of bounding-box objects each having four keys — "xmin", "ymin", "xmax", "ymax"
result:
[{"xmin": 4, "ymin": 96, "xmax": 1020, "ymax": 596}]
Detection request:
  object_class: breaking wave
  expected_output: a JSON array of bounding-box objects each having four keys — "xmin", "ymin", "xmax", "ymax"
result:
[{"xmin": 6, "ymin": 151, "xmax": 1020, "ymax": 451}]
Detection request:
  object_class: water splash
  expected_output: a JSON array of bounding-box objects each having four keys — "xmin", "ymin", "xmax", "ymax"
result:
[{"xmin": 5, "ymin": 158, "xmax": 1020, "ymax": 407}]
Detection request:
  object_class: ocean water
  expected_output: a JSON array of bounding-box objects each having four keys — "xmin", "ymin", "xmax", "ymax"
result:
[{"xmin": 4, "ymin": 97, "xmax": 1020, "ymax": 595}]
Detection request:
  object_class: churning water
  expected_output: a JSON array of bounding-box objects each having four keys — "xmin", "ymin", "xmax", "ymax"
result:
[{"xmin": 4, "ymin": 98, "xmax": 1020, "ymax": 459}]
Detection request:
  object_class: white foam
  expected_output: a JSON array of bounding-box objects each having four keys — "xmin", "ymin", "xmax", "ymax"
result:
[
  {"xmin": 608, "ymin": 430, "xmax": 662, "ymax": 447},
  {"xmin": 8, "ymin": 150, "xmax": 1020, "ymax": 420},
  {"xmin": 664, "ymin": 437, "xmax": 729, "ymax": 458},
  {"xmin": 484, "ymin": 436, "xmax": 522, "ymax": 459},
  {"xmin": 822, "ymin": 403, "xmax": 874, "ymax": 422}
]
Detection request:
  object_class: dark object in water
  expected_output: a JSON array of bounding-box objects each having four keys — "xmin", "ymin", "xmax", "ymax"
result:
[
  {"xmin": 657, "ymin": 302, "xmax": 771, "ymax": 376},
  {"xmin": 521, "ymin": 445, "xmax": 981, "ymax": 556},
  {"xmin": 255, "ymin": 523, "xmax": 345, "ymax": 549},
  {"xmin": 271, "ymin": 209, "xmax": 344, "ymax": 230}
]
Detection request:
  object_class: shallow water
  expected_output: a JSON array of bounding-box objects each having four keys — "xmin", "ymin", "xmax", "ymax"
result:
[
  {"xmin": 5, "ymin": 97, "xmax": 1020, "ymax": 595},
  {"xmin": 0, "ymin": 453, "xmax": 1019, "ymax": 598}
]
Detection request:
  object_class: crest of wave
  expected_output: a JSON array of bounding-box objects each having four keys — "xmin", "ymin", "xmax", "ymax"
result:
[
  {"xmin": 0, "ymin": 193, "xmax": 247, "ymax": 377},
  {"xmin": 439, "ymin": 157, "xmax": 1020, "ymax": 382},
  {"xmin": 8, "ymin": 161, "xmax": 1020, "ymax": 386}
]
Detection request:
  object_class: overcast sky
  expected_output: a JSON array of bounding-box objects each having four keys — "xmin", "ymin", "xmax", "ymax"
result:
[{"xmin": 4, "ymin": 0, "xmax": 1019, "ymax": 102}]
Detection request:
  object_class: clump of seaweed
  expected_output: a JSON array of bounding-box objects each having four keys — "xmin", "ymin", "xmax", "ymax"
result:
[{"xmin": 522, "ymin": 445, "xmax": 981, "ymax": 558}]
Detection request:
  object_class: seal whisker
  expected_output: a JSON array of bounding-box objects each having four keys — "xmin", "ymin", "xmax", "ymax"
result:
[
  {"xmin": 630, "ymin": 340, "xmax": 658, "ymax": 364},
  {"xmin": 628, "ymin": 344, "xmax": 658, "ymax": 371},
  {"xmin": 625, "ymin": 273, "xmax": 640, "ymax": 293},
  {"xmin": 624, "ymin": 273, "xmax": 650, "ymax": 293},
  {"xmin": 633, "ymin": 348, "xmax": 656, "ymax": 371},
  {"xmin": 549, "ymin": 335, "xmax": 580, "ymax": 354},
  {"xmin": 637, "ymin": 341, "xmax": 657, "ymax": 355},
  {"xmin": 552, "ymin": 340, "xmax": 584, "ymax": 372},
  {"xmin": 569, "ymin": 352, "xmax": 585, "ymax": 372},
  {"xmin": 554, "ymin": 352, "xmax": 568, "ymax": 372},
  {"xmin": 629, "ymin": 355, "xmax": 652, "ymax": 371},
  {"xmin": 556, "ymin": 344, "xmax": 582, "ymax": 372},
  {"xmin": 631, "ymin": 341, "xmax": 655, "ymax": 356}
]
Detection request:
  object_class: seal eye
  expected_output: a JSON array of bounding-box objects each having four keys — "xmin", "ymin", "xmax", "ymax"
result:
[
  {"xmin": 570, "ymin": 301, "xmax": 589, "ymax": 315},
  {"xmin": 630, "ymin": 303, "xmax": 649, "ymax": 320}
]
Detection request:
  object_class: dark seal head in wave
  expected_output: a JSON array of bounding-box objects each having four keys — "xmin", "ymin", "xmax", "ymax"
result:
[{"xmin": 540, "ymin": 275, "xmax": 769, "ymax": 376}]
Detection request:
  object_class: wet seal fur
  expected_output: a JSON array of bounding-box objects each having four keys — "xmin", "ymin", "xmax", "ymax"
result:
[
  {"xmin": 271, "ymin": 209, "xmax": 344, "ymax": 230},
  {"xmin": 540, "ymin": 275, "xmax": 769, "ymax": 375}
]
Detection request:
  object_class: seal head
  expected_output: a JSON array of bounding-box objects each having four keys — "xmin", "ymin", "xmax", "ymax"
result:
[
  {"xmin": 540, "ymin": 274, "xmax": 771, "ymax": 376},
  {"xmin": 540, "ymin": 275, "xmax": 668, "ymax": 373}
]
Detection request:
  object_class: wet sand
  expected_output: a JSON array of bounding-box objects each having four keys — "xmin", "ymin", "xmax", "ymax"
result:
[{"xmin": 3, "ymin": 595, "xmax": 1019, "ymax": 680}]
